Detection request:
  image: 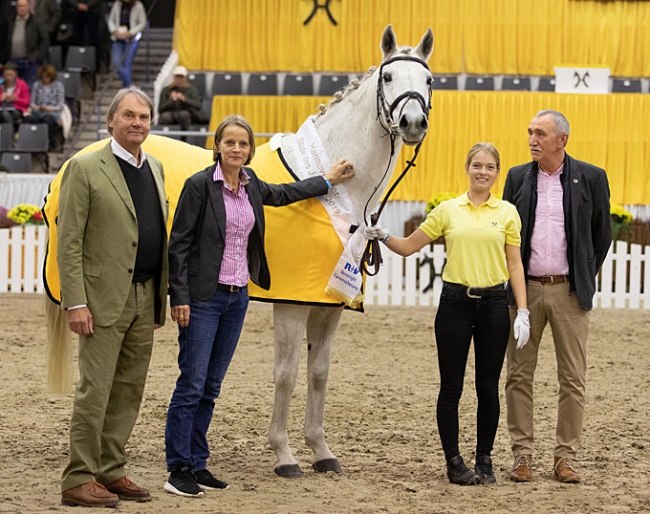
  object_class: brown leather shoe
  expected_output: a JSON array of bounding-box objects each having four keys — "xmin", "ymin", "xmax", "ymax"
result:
[
  {"xmin": 104, "ymin": 476, "xmax": 152, "ymax": 502},
  {"xmin": 61, "ymin": 481, "xmax": 120, "ymax": 508},
  {"xmin": 509, "ymin": 454, "xmax": 533, "ymax": 482},
  {"xmin": 554, "ymin": 456, "xmax": 581, "ymax": 483}
]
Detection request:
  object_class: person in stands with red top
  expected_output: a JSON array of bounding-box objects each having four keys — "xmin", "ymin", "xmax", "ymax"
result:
[{"xmin": 0, "ymin": 62, "xmax": 30, "ymax": 132}]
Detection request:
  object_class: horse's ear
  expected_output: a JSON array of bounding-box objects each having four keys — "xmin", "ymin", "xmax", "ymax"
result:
[
  {"xmin": 380, "ymin": 24, "xmax": 397, "ymax": 59},
  {"xmin": 415, "ymin": 28, "xmax": 434, "ymax": 62}
]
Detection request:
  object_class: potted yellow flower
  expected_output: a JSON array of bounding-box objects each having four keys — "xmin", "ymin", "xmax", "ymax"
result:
[
  {"xmin": 7, "ymin": 204, "xmax": 45, "ymax": 226},
  {"xmin": 610, "ymin": 204, "xmax": 633, "ymax": 241}
]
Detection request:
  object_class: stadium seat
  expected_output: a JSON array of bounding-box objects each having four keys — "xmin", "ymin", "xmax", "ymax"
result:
[
  {"xmin": 431, "ymin": 75, "xmax": 458, "ymax": 90},
  {"xmin": 612, "ymin": 78, "xmax": 641, "ymax": 93},
  {"xmin": 59, "ymin": 70, "xmax": 82, "ymax": 122},
  {"xmin": 186, "ymin": 124, "xmax": 210, "ymax": 148},
  {"xmin": 502, "ymin": 77, "xmax": 531, "ymax": 91},
  {"xmin": 187, "ymin": 72, "xmax": 207, "ymax": 98},
  {"xmin": 465, "ymin": 76, "xmax": 495, "ymax": 90},
  {"xmin": 0, "ymin": 123, "xmax": 13, "ymax": 152},
  {"xmin": 1, "ymin": 152, "xmax": 32, "ymax": 173},
  {"xmin": 247, "ymin": 73, "xmax": 278, "ymax": 95},
  {"xmin": 211, "ymin": 73, "xmax": 242, "ymax": 95},
  {"xmin": 201, "ymin": 98, "xmax": 213, "ymax": 122},
  {"xmin": 48, "ymin": 45, "xmax": 63, "ymax": 70},
  {"xmin": 318, "ymin": 74, "xmax": 349, "ymax": 96},
  {"xmin": 284, "ymin": 74, "xmax": 314, "ymax": 95},
  {"xmin": 65, "ymin": 45, "xmax": 96, "ymax": 73},
  {"xmin": 16, "ymin": 123, "xmax": 49, "ymax": 153},
  {"xmin": 537, "ymin": 77, "xmax": 556, "ymax": 92}
]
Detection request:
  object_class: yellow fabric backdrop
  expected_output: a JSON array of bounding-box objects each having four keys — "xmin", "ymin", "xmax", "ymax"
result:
[
  {"xmin": 175, "ymin": 0, "xmax": 650, "ymax": 76},
  {"xmin": 208, "ymin": 93, "xmax": 650, "ymax": 206}
]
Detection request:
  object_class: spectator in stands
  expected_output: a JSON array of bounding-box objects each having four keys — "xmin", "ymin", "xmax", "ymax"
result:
[
  {"xmin": 33, "ymin": 0, "xmax": 62, "ymax": 45},
  {"xmin": 0, "ymin": 0, "xmax": 49, "ymax": 88},
  {"xmin": 108, "ymin": 0, "xmax": 147, "ymax": 88},
  {"xmin": 68, "ymin": 0, "xmax": 102, "ymax": 48},
  {"xmin": 0, "ymin": 62, "xmax": 31, "ymax": 132},
  {"xmin": 24, "ymin": 63, "xmax": 65, "ymax": 151},
  {"xmin": 158, "ymin": 66, "xmax": 204, "ymax": 131}
]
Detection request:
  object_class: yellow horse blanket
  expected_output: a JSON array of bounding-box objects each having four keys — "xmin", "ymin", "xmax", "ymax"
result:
[{"xmin": 43, "ymin": 135, "xmax": 358, "ymax": 309}]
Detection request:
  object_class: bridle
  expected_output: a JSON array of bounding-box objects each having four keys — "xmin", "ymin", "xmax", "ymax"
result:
[{"xmin": 361, "ymin": 55, "xmax": 432, "ymax": 276}]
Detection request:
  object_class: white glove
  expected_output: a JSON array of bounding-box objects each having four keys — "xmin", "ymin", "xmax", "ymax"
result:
[
  {"xmin": 513, "ymin": 308, "xmax": 530, "ymax": 350},
  {"xmin": 364, "ymin": 224, "xmax": 389, "ymax": 242}
]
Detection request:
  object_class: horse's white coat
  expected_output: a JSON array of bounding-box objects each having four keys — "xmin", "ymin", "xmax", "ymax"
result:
[{"xmin": 268, "ymin": 25, "xmax": 434, "ymax": 476}]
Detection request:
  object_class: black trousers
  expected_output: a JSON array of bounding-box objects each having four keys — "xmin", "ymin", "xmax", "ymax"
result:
[{"xmin": 434, "ymin": 283, "xmax": 510, "ymax": 462}]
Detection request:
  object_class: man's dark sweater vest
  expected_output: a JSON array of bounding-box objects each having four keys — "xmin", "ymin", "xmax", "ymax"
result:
[{"xmin": 116, "ymin": 156, "xmax": 164, "ymax": 283}]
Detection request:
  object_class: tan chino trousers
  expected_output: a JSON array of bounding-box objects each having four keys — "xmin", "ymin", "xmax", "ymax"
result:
[
  {"xmin": 506, "ymin": 279, "xmax": 590, "ymax": 460},
  {"xmin": 61, "ymin": 280, "xmax": 155, "ymax": 491}
]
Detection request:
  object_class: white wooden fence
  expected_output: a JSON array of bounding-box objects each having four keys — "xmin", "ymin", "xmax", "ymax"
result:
[{"xmin": 1, "ymin": 226, "xmax": 649, "ymax": 310}]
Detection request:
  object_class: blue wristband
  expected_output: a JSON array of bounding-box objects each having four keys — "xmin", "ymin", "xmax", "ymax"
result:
[
  {"xmin": 324, "ymin": 178, "xmax": 333, "ymax": 188},
  {"xmin": 380, "ymin": 234, "xmax": 390, "ymax": 244}
]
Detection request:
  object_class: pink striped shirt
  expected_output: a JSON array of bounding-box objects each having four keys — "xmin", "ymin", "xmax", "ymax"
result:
[
  {"xmin": 213, "ymin": 163, "xmax": 255, "ymax": 287},
  {"xmin": 528, "ymin": 163, "xmax": 570, "ymax": 277}
]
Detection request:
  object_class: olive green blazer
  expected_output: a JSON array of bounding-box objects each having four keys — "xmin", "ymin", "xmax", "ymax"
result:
[{"xmin": 57, "ymin": 142, "xmax": 168, "ymax": 326}]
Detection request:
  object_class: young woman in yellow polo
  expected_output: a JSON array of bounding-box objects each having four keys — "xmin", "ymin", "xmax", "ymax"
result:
[{"xmin": 364, "ymin": 142, "xmax": 529, "ymax": 485}]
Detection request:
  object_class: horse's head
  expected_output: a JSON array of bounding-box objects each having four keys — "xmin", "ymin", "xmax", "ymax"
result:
[{"xmin": 377, "ymin": 25, "xmax": 434, "ymax": 145}]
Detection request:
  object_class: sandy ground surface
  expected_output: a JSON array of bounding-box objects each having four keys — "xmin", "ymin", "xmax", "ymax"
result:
[{"xmin": 0, "ymin": 294, "xmax": 648, "ymax": 514}]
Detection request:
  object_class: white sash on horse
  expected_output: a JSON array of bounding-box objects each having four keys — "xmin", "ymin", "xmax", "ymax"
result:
[{"xmin": 274, "ymin": 118, "xmax": 365, "ymax": 307}]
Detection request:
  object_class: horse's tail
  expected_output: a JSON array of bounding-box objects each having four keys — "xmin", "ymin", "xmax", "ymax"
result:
[{"xmin": 44, "ymin": 293, "xmax": 73, "ymax": 394}]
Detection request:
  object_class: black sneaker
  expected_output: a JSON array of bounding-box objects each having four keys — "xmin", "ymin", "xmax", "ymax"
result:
[
  {"xmin": 446, "ymin": 455, "xmax": 481, "ymax": 485},
  {"xmin": 195, "ymin": 469, "xmax": 229, "ymax": 490},
  {"xmin": 164, "ymin": 465, "xmax": 204, "ymax": 497},
  {"xmin": 474, "ymin": 455, "xmax": 497, "ymax": 484}
]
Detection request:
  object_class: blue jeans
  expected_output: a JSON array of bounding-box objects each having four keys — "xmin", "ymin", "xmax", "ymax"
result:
[
  {"xmin": 10, "ymin": 57, "xmax": 36, "ymax": 88},
  {"xmin": 111, "ymin": 38, "xmax": 140, "ymax": 87},
  {"xmin": 434, "ymin": 283, "xmax": 510, "ymax": 461},
  {"xmin": 165, "ymin": 287, "xmax": 249, "ymax": 471}
]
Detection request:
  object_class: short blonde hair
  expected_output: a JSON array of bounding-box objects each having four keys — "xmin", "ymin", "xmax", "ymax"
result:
[{"xmin": 464, "ymin": 142, "xmax": 500, "ymax": 171}]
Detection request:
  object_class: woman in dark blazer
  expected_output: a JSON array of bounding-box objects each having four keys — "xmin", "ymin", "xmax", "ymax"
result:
[{"xmin": 164, "ymin": 114, "xmax": 355, "ymax": 498}]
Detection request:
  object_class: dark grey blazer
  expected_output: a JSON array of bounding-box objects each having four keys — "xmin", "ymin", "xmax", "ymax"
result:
[
  {"xmin": 503, "ymin": 153, "xmax": 612, "ymax": 311},
  {"xmin": 168, "ymin": 164, "xmax": 329, "ymax": 306}
]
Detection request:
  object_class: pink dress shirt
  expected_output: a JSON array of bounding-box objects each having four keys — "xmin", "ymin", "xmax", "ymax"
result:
[
  {"xmin": 527, "ymin": 164, "xmax": 570, "ymax": 277},
  {"xmin": 213, "ymin": 163, "xmax": 255, "ymax": 287}
]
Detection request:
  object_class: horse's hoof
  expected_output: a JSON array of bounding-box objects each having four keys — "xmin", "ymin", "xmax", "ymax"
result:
[
  {"xmin": 274, "ymin": 464, "xmax": 304, "ymax": 479},
  {"xmin": 312, "ymin": 458, "xmax": 341, "ymax": 474}
]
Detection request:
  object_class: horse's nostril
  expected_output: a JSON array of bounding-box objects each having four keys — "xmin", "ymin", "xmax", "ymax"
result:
[
  {"xmin": 399, "ymin": 116, "xmax": 409, "ymax": 129},
  {"xmin": 421, "ymin": 117, "xmax": 428, "ymax": 130}
]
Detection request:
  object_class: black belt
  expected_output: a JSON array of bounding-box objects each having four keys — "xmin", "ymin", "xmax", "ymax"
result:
[
  {"xmin": 443, "ymin": 281, "xmax": 507, "ymax": 298},
  {"xmin": 528, "ymin": 275, "xmax": 569, "ymax": 285},
  {"xmin": 216, "ymin": 283, "xmax": 245, "ymax": 293}
]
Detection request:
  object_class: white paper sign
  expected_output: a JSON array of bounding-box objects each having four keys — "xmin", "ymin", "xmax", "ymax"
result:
[{"xmin": 554, "ymin": 66, "xmax": 610, "ymax": 95}]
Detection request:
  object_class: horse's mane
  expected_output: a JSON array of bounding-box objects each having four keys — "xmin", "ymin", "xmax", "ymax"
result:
[{"xmin": 317, "ymin": 45, "xmax": 417, "ymax": 117}]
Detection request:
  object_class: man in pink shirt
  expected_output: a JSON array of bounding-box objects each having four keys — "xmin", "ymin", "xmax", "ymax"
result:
[{"xmin": 503, "ymin": 110, "xmax": 611, "ymax": 484}]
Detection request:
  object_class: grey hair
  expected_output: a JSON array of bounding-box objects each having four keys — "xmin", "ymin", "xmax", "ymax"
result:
[
  {"xmin": 106, "ymin": 88, "xmax": 154, "ymax": 135},
  {"xmin": 535, "ymin": 109, "xmax": 570, "ymax": 137}
]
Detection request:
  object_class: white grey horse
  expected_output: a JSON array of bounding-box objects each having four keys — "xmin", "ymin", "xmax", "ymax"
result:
[{"xmin": 268, "ymin": 24, "xmax": 434, "ymax": 478}]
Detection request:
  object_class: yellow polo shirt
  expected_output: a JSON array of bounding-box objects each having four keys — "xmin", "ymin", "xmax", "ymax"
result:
[{"xmin": 419, "ymin": 192, "xmax": 521, "ymax": 288}]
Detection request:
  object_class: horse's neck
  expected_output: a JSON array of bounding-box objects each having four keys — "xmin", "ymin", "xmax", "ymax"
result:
[{"xmin": 280, "ymin": 79, "xmax": 402, "ymax": 224}]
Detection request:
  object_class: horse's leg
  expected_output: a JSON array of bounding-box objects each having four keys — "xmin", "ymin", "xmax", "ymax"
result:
[
  {"xmin": 305, "ymin": 306, "xmax": 344, "ymax": 474},
  {"xmin": 269, "ymin": 303, "xmax": 310, "ymax": 478}
]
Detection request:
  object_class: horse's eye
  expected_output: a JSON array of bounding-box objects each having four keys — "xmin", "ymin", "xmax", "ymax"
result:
[
  {"xmin": 426, "ymin": 76, "xmax": 433, "ymax": 86},
  {"xmin": 382, "ymin": 73, "xmax": 392, "ymax": 83}
]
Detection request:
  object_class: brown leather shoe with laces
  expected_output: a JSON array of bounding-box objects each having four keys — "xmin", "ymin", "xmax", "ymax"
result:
[
  {"xmin": 61, "ymin": 481, "xmax": 120, "ymax": 507},
  {"xmin": 554, "ymin": 456, "xmax": 581, "ymax": 483},
  {"xmin": 509, "ymin": 454, "xmax": 533, "ymax": 482},
  {"xmin": 104, "ymin": 476, "xmax": 152, "ymax": 502}
]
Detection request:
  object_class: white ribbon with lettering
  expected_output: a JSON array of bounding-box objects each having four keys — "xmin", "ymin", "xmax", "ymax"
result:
[
  {"xmin": 279, "ymin": 118, "xmax": 367, "ymax": 306},
  {"xmin": 290, "ymin": 117, "xmax": 357, "ymax": 245}
]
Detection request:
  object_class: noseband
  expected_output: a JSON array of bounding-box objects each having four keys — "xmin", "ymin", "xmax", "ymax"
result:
[{"xmin": 376, "ymin": 55, "xmax": 432, "ymax": 137}]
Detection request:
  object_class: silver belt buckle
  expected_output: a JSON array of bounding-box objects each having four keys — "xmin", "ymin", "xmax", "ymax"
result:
[{"xmin": 466, "ymin": 286, "xmax": 481, "ymax": 299}]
